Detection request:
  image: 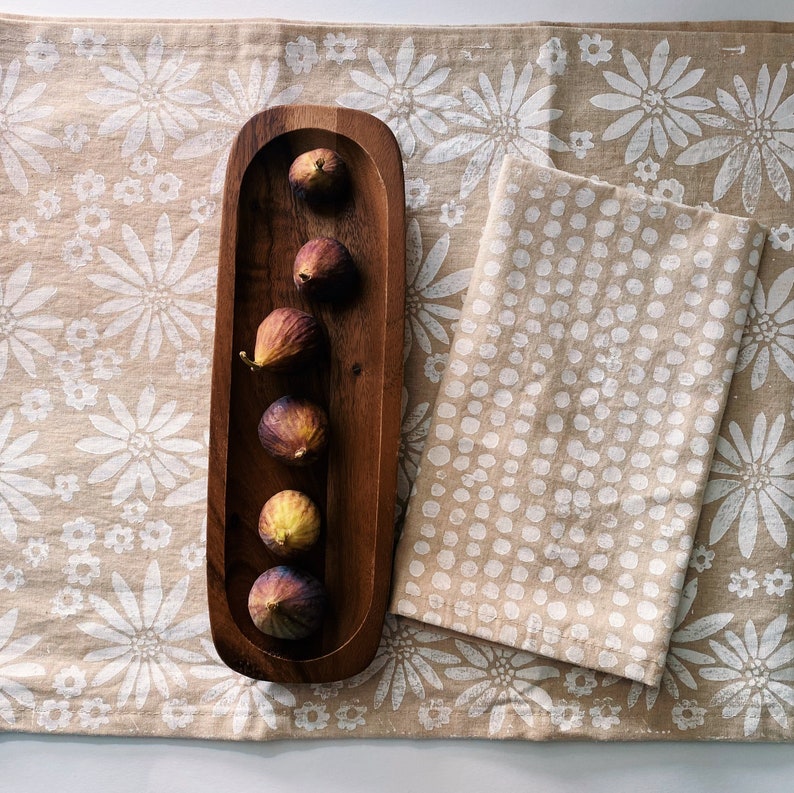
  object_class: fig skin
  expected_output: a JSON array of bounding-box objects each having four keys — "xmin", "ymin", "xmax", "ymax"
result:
[
  {"xmin": 288, "ymin": 148, "xmax": 348, "ymax": 204},
  {"xmin": 248, "ymin": 565, "xmax": 327, "ymax": 640},
  {"xmin": 293, "ymin": 237, "xmax": 358, "ymax": 302},
  {"xmin": 239, "ymin": 307, "xmax": 324, "ymax": 373},
  {"xmin": 258, "ymin": 396, "xmax": 329, "ymax": 466},
  {"xmin": 258, "ymin": 489, "xmax": 321, "ymax": 559}
]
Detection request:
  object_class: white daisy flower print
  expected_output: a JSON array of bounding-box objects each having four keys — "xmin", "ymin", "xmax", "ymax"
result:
[
  {"xmin": 423, "ymin": 60, "xmax": 567, "ymax": 198},
  {"xmin": 676, "ymin": 64, "xmax": 794, "ymax": 214},
  {"xmin": 0, "ymin": 262, "xmax": 62, "ymax": 382},
  {"xmin": 0, "ymin": 608, "xmax": 45, "ymax": 725},
  {"xmin": 86, "ymin": 34, "xmax": 209, "ymax": 158},
  {"xmin": 90, "ymin": 213, "xmax": 214, "ymax": 360},
  {"xmin": 398, "ymin": 388, "xmax": 430, "ymax": 504},
  {"xmin": 337, "ymin": 37, "xmax": 459, "ymax": 158},
  {"xmin": 191, "ymin": 638, "xmax": 295, "ymax": 734},
  {"xmin": 404, "ymin": 218, "xmax": 472, "ymax": 361},
  {"xmin": 75, "ymin": 383, "xmax": 202, "ymax": 506},
  {"xmin": 347, "ymin": 614, "xmax": 461, "ymax": 711},
  {"xmin": 736, "ymin": 268, "xmax": 794, "ymax": 389},
  {"xmin": 78, "ymin": 560, "xmax": 208, "ymax": 709},
  {"xmin": 0, "ymin": 408, "xmax": 51, "ymax": 543},
  {"xmin": 700, "ymin": 614, "xmax": 794, "ymax": 736},
  {"xmin": 174, "ymin": 59, "xmax": 302, "ymax": 194},
  {"xmin": 0, "ymin": 59, "xmax": 60, "ymax": 195},
  {"xmin": 704, "ymin": 413, "xmax": 794, "ymax": 558},
  {"xmin": 445, "ymin": 641, "xmax": 558, "ymax": 735},
  {"xmin": 590, "ymin": 39, "xmax": 713, "ymax": 164}
]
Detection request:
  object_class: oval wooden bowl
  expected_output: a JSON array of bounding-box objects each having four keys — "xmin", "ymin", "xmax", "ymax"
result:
[{"xmin": 207, "ymin": 105, "xmax": 405, "ymax": 683}]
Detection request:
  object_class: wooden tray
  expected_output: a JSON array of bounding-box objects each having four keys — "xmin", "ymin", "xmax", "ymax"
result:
[{"xmin": 207, "ymin": 105, "xmax": 405, "ymax": 683}]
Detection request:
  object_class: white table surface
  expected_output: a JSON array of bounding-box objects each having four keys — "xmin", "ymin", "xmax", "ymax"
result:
[{"xmin": 1, "ymin": 1, "xmax": 793, "ymax": 790}]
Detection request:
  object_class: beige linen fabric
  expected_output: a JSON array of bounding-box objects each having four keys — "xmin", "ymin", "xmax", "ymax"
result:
[
  {"xmin": 391, "ymin": 156, "xmax": 763, "ymax": 687},
  {"xmin": 0, "ymin": 14, "xmax": 792, "ymax": 740}
]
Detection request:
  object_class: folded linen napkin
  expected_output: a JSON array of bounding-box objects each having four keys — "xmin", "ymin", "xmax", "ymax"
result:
[{"xmin": 390, "ymin": 156, "xmax": 764, "ymax": 687}]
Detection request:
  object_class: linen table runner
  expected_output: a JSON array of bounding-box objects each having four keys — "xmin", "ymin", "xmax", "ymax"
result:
[
  {"xmin": 390, "ymin": 156, "xmax": 763, "ymax": 687},
  {"xmin": 0, "ymin": 14, "xmax": 792, "ymax": 741}
]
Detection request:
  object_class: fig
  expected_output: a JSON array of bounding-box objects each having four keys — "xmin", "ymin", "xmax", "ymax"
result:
[
  {"xmin": 258, "ymin": 395, "xmax": 329, "ymax": 466},
  {"xmin": 258, "ymin": 489, "xmax": 321, "ymax": 558},
  {"xmin": 239, "ymin": 307, "xmax": 323, "ymax": 373},
  {"xmin": 293, "ymin": 237, "xmax": 358, "ymax": 302},
  {"xmin": 248, "ymin": 565, "xmax": 328, "ymax": 640},
  {"xmin": 288, "ymin": 147, "xmax": 348, "ymax": 203}
]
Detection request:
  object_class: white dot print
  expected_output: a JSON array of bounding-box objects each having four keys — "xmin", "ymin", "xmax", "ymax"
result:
[{"xmin": 391, "ymin": 158, "xmax": 763, "ymax": 689}]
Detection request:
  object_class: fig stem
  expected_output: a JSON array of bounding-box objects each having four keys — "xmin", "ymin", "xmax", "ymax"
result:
[
  {"xmin": 294, "ymin": 448, "xmax": 307, "ymax": 459},
  {"xmin": 266, "ymin": 601, "xmax": 279, "ymax": 612},
  {"xmin": 298, "ymin": 272, "xmax": 311, "ymax": 282},
  {"xmin": 239, "ymin": 351, "xmax": 264, "ymax": 372}
]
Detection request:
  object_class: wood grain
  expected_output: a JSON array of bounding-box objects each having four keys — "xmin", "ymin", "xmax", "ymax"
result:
[{"xmin": 207, "ymin": 105, "xmax": 405, "ymax": 683}]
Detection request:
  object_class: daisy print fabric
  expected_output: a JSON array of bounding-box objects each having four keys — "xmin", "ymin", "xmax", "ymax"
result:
[
  {"xmin": 0, "ymin": 15, "xmax": 792, "ymax": 741},
  {"xmin": 390, "ymin": 156, "xmax": 763, "ymax": 687}
]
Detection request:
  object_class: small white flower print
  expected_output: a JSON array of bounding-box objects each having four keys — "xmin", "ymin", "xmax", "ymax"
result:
[
  {"xmin": 149, "ymin": 172, "xmax": 182, "ymax": 203},
  {"xmin": 537, "ymin": 37, "xmax": 567, "ymax": 76},
  {"xmin": 130, "ymin": 151, "xmax": 156, "ymax": 175},
  {"xmin": 61, "ymin": 234, "xmax": 93, "ymax": 270},
  {"xmin": 75, "ymin": 204, "xmax": 110, "ymax": 238},
  {"xmin": 8, "ymin": 217, "xmax": 37, "ymax": 245},
  {"xmin": 61, "ymin": 516, "xmax": 96, "ymax": 551},
  {"xmin": 63, "ymin": 123, "xmax": 89, "ymax": 152},
  {"xmin": 36, "ymin": 699, "xmax": 72, "ymax": 731},
  {"xmin": 189, "ymin": 197, "xmax": 215, "ymax": 224},
  {"xmin": 590, "ymin": 39, "xmax": 713, "ymax": 164},
  {"xmin": 104, "ymin": 524, "xmax": 134, "ymax": 554},
  {"xmin": 700, "ymin": 614, "xmax": 794, "ymax": 736},
  {"xmin": 21, "ymin": 537, "xmax": 48, "ymax": 567},
  {"xmin": 0, "ymin": 59, "xmax": 60, "ymax": 194},
  {"xmin": 139, "ymin": 518, "xmax": 172, "ymax": 550},
  {"xmin": 63, "ymin": 380, "xmax": 99, "ymax": 411},
  {"xmin": 51, "ymin": 586, "xmax": 84, "ymax": 618},
  {"xmin": 76, "ymin": 383, "xmax": 202, "ymax": 506},
  {"xmin": 53, "ymin": 473, "xmax": 79, "ymax": 502},
  {"xmin": 324, "ymin": 33, "xmax": 357, "ymax": 64},
  {"xmin": 447, "ymin": 641, "xmax": 558, "ymax": 735},
  {"xmin": 439, "ymin": 199, "xmax": 465, "ymax": 227},
  {"xmin": 53, "ymin": 665, "xmax": 87, "ymax": 698},
  {"xmin": 26, "ymin": 37, "xmax": 60, "ymax": 74},
  {"xmin": 418, "ymin": 697, "xmax": 452, "ymax": 730},
  {"xmin": 162, "ymin": 698, "xmax": 196, "ymax": 729},
  {"xmin": 66, "ymin": 318, "xmax": 100, "ymax": 350},
  {"xmin": 179, "ymin": 542, "xmax": 204, "ymax": 570},
  {"xmin": 589, "ymin": 698, "xmax": 621, "ymax": 730},
  {"xmin": 763, "ymin": 568, "xmax": 793, "ymax": 597},
  {"xmin": 671, "ymin": 699, "xmax": 707, "ymax": 730},
  {"xmin": 0, "ymin": 408, "xmax": 51, "ymax": 542},
  {"xmin": 423, "ymin": 352, "xmax": 448, "ymax": 383},
  {"xmin": 294, "ymin": 701, "xmax": 330, "ymax": 731},
  {"xmin": 652, "ymin": 177, "xmax": 685, "ymax": 203},
  {"xmin": 0, "ymin": 608, "xmax": 45, "ymax": 725},
  {"xmin": 405, "ymin": 176, "xmax": 430, "ymax": 209},
  {"xmin": 175, "ymin": 349, "xmax": 209, "ymax": 380},
  {"xmin": 122, "ymin": 498, "xmax": 148, "ymax": 524},
  {"xmin": 174, "ymin": 59, "xmax": 302, "ymax": 195},
  {"xmin": 676, "ymin": 64, "xmax": 794, "ymax": 213},
  {"xmin": 34, "ymin": 189, "xmax": 61, "ymax": 219},
  {"xmin": 285, "ymin": 36, "xmax": 319, "ymax": 75},
  {"xmin": 770, "ymin": 223, "xmax": 794, "ymax": 251},
  {"xmin": 72, "ymin": 169, "xmax": 106, "ymax": 202},
  {"xmin": 564, "ymin": 667, "xmax": 598, "ymax": 697},
  {"xmin": 336, "ymin": 702, "xmax": 367, "ymax": 730},
  {"xmin": 569, "ymin": 130, "xmax": 594, "ymax": 159},
  {"xmin": 78, "ymin": 560, "xmax": 208, "ymax": 709},
  {"xmin": 550, "ymin": 699, "xmax": 585, "ymax": 732},
  {"xmin": 689, "ymin": 544, "xmax": 715, "ymax": 572},
  {"xmin": 191, "ymin": 638, "xmax": 295, "ymax": 734},
  {"xmin": 338, "ymin": 37, "xmax": 459, "ymax": 158},
  {"xmin": 404, "ymin": 219, "xmax": 472, "ymax": 360},
  {"xmin": 20, "ymin": 388, "xmax": 52, "ymax": 422},
  {"xmin": 77, "ymin": 697, "xmax": 111, "ymax": 729},
  {"xmin": 633, "ymin": 156, "xmax": 660, "ymax": 182},
  {"xmin": 578, "ymin": 33, "xmax": 613, "ymax": 66},
  {"xmin": 728, "ymin": 567, "xmax": 760, "ymax": 599},
  {"xmin": 423, "ymin": 60, "xmax": 566, "ymax": 197},
  {"xmin": 704, "ymin": 413, "xmax": 793, "ymax": 556},
  {"xmin": 91, "ymin": 212, "xmax": 214, "ymax": 360},
  {"xmin": 86, "ymin": 34, "xmax": 209, "ymax": 158},
  {"xmin": 0, "ymin": 565, "xmax": 25, "ymax": 592},
  {"xmin": 71, "ymin": 28, "xmax": 106, "ymax": 59},
  {"xmin": 113, "ymin": 176, "xmax": 144, "ymax": 205},
  {"xmin": 63, "ymin": 551, "xmax": 100, "ymax": 586}
]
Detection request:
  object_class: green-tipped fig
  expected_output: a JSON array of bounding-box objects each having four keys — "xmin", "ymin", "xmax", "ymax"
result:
[
  {"xmin": 288, "ymin": 147, "xmax": 348, "ymax": 203},
  {"xmin": 293, "ymin": 237, "xmax": 358, "ymax": 302},
  {"xmin": 248, "ymin": 565, "xmax": 328, "ymax": 640},
  {"xmin": 239, "ymin": 307, "xmax": 323, "ymax": 373},
  {"xmin": 258, "ymin": 395, "xmax": 329, "ymax": 466},
  {"xmin": 259, "ymin": 489, "xmax": 321, "ymax": 559}
]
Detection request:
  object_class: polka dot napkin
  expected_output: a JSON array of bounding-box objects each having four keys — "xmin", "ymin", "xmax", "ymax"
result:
[{"xmin": 390, "ymin": 156, "xmax": 764, "ymax": 687}]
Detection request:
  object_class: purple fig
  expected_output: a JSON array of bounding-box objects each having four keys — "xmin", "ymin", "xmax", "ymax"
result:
[
  {"xmin": 258, "ymin": 396, "xmax": 329, "ymax": 466},
  {"xmin": 239, "ymin": 307, "xmax": 324, "ymax": 373},
  {"xmin": 293, "ymin": 237, "xmax": 358, "ymax": 302},
  {"xmin": 258, "ymin": 489, "xmax": 321, "ymax": 559},
  {"xmin": 248, "ymin": 565, "xmax": 327, "ymax": 640},
  {"xmin": 288, "ymin": 147, "xmax": 348, "ymax": 203}
]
